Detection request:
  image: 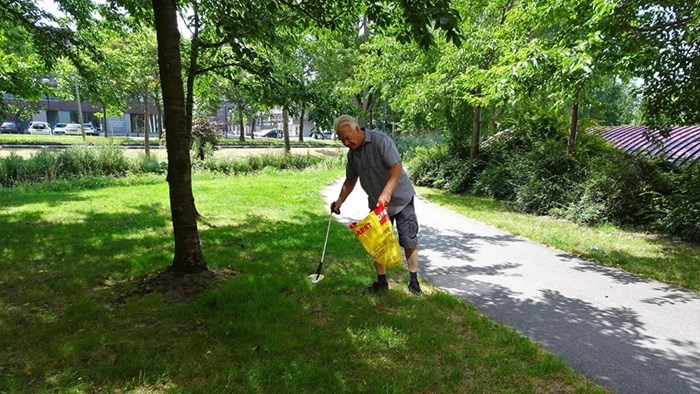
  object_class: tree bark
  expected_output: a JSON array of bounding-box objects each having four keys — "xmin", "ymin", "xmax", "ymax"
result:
[
  {"xmin": 298, "ymin": 105, "xmax": 305, "ymax": 142},
  {"xmin": 283, "ymin": 106, "xmax": 290, "ymax": 153},
  {"xmin": 155, "ymin": 88, "xmax": 164, "ymax": 139},
  {"xmin": 238, "ymin": 103, "xmax": 245, "ymax": 142},
  {"xmin": 152, "ymin": 0, "xmax": 207, "ymax": 274},
  {"xmin": 568, "ymin": 88, "xmax": 581, "ymax": 154},
  {"xmin": 144, "ymin": 86, "xmax": 150, "ymax": 157}
]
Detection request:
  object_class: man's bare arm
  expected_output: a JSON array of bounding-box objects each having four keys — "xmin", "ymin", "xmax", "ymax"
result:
[{"xmin": 377, "ymin": 162, "xmax": 402, "ymax": 208}]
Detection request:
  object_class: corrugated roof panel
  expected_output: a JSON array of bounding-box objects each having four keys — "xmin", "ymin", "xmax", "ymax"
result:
[
  {"xmin": 671, "ymin": 135, "xmax": 700, "ymax": 166},
  {"xmin": 661, "ymin": 127, "xmax": 700, "ymax": 162},
  {"xmin": 596, "ymin": 125, "xmax": 700, "ymax": 166}
]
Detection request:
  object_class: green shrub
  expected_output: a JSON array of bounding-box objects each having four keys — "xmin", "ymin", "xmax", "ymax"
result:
[
  {"xmin": 55, "ymin": 147, "xmax": 98, "ymax": 178},
  {"xmin": 160, "ymin": 117, "xmax": 223, "ymax": 160},
  {"xmin": 96, "ymin": 145, "xmax": 132, "ymax": 176},
  {"xmin": 136, "ymin": 153, "xmax": 167, "ymax": 174},
  {"xmin": 573, "ymin": 155, "xmax": 672, "ymax": 225},
  {"xmin": 25, "ymin": 149, "xmax": 60, "ymax": 182},
  {"xmin": 393, "ymin": 132, "xmax": 444, "ymax": 162},
  {"xmin": 471, "ymin": 118, "xmax": 611, "ymax": 216},
  {"xmin": 192, "ymin": 118, "xmax": 223, "ymax": 160},
  {"xmin": 401, "ymin": 110, "xmax": 700, "ymax": 242},
  {"xmin": 472, "ymin": 160, "xmax": 520, "ymax": 200},
  {"xmin": 511, "ymin": 139, "xmax": 581, "ymax": 215},
  {"xmin": 0, "ymin": 147, "xmax": 166, "ymax": 187},
  {"xmin": 653, "ymin": 166, "xmax": 700, "ymax": 242},
  {"xmin": 0, "ymin": 153, "xmax": 26, "ymax": 186},
  {"xmin": 408, "ymin": 145, "xmax": 484, "ymax": 194},
  {"xmin": 194, "ymin": 153, "xmax": 324, "ymax": 175}
]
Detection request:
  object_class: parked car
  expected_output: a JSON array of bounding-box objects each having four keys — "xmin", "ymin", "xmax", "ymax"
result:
[
  {"xmin": 53, "ymin": 123, "xmax": 68, "ymax": 135},
  {"xmin": 0, "ymin": 121, "xmax": 24, "ymax": 134},
  {"xmin": 83, "ymin": 123, "xmax": 99, "ymax": 136},
  {"xmin": 27, "ymin": 121, "xmax": 52, "ymax": 135},
  {"xmin": 64, "ymin": 123, "xmax": 83, "ymax": 136},
  {"xmin": 257, "ymin": 129, "xmax": 283, "ymax": 138},
  {"xmin": 309, "ymin": 128, "xmax": 332, "ymax": 140}
]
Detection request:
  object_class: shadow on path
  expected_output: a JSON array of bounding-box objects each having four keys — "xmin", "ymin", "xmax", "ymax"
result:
[{"xmin": 420, "ymin": 229, "xmax": 700, "ymax": 394}]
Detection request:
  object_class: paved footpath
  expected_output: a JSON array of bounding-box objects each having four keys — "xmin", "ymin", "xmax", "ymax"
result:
[{"xmin": 323, "ymin": 180, "xmax": 700, "ymax": 394}]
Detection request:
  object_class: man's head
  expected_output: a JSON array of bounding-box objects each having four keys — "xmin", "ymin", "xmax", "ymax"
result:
[{"xmin": 334, "ymin": 115, "xmax": 364, "ymax": 150}]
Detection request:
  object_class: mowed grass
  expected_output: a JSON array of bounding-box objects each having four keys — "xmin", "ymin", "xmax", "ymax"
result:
[
  {"xmin": 0, "ymin": 169, "xmax": 607, "ymax": 393},
  {"xmin": 417, "ymin": 187, "xmax": 700, "ymax": 293}
]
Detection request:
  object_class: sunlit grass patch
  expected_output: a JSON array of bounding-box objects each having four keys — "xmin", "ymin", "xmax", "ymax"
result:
[{"xmin": 349, "ymin": 323, "xmax": 407, "ymax": 350}]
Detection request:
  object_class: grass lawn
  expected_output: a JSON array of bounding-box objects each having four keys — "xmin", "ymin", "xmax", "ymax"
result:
[
  {"xmin": 0, "ymin": 169, "xmax": 607, "ymax": 393},
  {"xmin": 417, "ymin": 187, "xmax": 700, "ymax": 293}
]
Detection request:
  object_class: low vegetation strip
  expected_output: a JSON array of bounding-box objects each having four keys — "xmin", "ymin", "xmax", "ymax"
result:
[
  {"xmin": 417, "ymin": 187, "xmax": 700, "ymax": 293},
  {"xmin": 0, "ymin": 146, "xmax": 331, "ymax": 187},
  {"xmin": 0, "ymin": 169, "xmax": 607, "ymax": 393}
]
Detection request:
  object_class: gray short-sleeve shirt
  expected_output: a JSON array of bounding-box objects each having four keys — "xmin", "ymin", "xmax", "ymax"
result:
[{"xmin": 346, "ymin": 130, "xmax": 415, "ymax": 216}]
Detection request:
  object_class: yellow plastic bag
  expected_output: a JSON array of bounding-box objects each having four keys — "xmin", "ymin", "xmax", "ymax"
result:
[{"xmin": 349, "ymin": 203, "xmax": 403, "ymax": 268}]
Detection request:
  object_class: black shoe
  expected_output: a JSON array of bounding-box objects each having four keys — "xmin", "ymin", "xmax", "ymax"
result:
[
  {"xmin": 363, "ymin": 281, "xmax": 388, "ymax": 294},
  {"xmin": 408, "ymin": 281, "xmax": 422, "ymax": 295}
]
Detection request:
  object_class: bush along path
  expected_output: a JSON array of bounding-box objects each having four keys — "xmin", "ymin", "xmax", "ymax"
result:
[{"xmin": 324, "ymin": 179, "xmax": 700, "ymax": 394}]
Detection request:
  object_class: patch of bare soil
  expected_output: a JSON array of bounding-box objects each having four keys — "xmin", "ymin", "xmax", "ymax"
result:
[{"xmin": 111, "ymin": 267, "xmax": 239, "ymax": 305}]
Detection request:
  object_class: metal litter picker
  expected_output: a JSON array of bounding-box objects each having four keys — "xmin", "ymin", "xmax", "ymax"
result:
[{"xmin": 308, "ymin": 209, "xmax": 333, "ymax": 283}]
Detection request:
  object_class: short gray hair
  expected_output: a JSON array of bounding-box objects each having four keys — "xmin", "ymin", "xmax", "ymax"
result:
[{"xmin": 333, "ymin": 114, "xmax": 358, "ymax": 133}]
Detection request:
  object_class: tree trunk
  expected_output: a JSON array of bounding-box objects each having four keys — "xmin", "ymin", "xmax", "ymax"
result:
[
  {"xmin": 155, "ymin": 88, "xmax": 164, "ymax": 139},
  {"xmin": 144, "ymin": 87, "xmax": 150, "ymax": 157},
  {"xmin": 471, "ymin": 105, "xmax": 481, "ymax": 159},
  {"xmin": 283, "ymin": 106, "xmax": 290, "ymax": 153},
  {"xmin": 298, "ymin": 105, "xmax": 305, "ymax": 142},
  {"xmin": 568, "ymin": 89, "xmax": 581, "ymax": 154},
  {"xmin": 353, "ymin": 88, "xmax": 373, "ymax": 127},
  {"xmin": 238, "ymin": 103, "xmax": 245, "ymax": 142},
  {"xmin": 152, "ymin": 0, "xmax": 207, "ymax": 274}
]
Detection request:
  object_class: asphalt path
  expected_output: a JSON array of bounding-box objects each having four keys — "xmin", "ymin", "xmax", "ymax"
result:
[{"xmin": 323, "ymin": 179, "xmax": 700, "ymax": 394}]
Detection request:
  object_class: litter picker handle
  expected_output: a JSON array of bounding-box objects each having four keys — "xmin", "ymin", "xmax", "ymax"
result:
[
  {"xmin": 314, "ymin": 210, "xmax": 333, "ymax": 280},
  {"xmin": 320, "ymin": 210, "xmax": 333, "ymax": 263}
]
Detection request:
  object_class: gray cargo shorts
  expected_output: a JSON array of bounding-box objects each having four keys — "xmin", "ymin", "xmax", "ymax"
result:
[{"xmin": 391, "ymin": 198, "xmax": 419, "ymax": 249}]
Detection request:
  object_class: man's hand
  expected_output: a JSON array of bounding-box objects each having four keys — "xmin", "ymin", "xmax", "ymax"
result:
[
  {"xmin": 331, "ymin": 201, "xmax": 341, "ymax": 214},
  {"xmin": 377, "ymin": 192, "xmax": 391, "ymax": 209}
]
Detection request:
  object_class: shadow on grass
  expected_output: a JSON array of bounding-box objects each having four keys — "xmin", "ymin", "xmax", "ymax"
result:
[{"xmin": 4, "ymin": 202, "xmax": 558, "ymax": 393}]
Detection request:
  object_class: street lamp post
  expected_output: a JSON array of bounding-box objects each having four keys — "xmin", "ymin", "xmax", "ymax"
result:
[
  {"xmin": 41, "ymin": 77, "xmax": 55, "ymax": 132},
  {"xmin": 74, "ymin": 78, "xmax": 85, "ymax": 140},
  {"xmin": 45, "ymin": 95, "xmax": 51, "ymax": 131}
]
